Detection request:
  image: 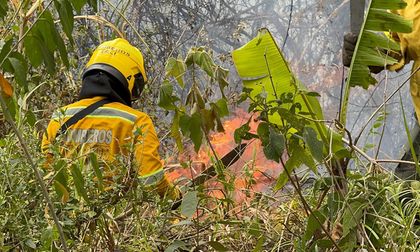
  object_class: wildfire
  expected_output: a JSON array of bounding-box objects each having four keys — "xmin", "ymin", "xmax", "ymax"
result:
[{"xmin": 167, "ymin": 109, "xmax": 284, "ymax": 202}]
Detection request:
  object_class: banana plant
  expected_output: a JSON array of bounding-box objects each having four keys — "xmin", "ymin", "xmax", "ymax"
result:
[
  {"xmin": 232, "ymin": 28, "xmax": 349, "ymax": 190},
  {"xmin": 339, "ymin": 0, "xmax": 412, "ymax": 125},
  {"xmin": 232, "ymin": 28, "xmax": 324, "ymax": 129}
]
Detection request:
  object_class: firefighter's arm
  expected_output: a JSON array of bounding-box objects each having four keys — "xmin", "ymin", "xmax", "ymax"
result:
[{"xmin": 134, "ymin": 116, "xmax": 181, "ymax": 201}]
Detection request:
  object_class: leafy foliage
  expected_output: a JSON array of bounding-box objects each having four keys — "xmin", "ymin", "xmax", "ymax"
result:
[
  {"xmin": 159, "ymin": 47, "xmax": 230, "ymax": 152},
  {"xmin": 340, "ymin": 0, "xmax": 412, "ymax": 124}
]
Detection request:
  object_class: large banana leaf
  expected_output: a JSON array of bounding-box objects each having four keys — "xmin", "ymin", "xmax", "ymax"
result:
[
  {"xmin": 232, "ymin": 28, "xmax": 349, "ymax": 172},
  {"xmin": 340, "ymin": 0, "xmax": 412, "ymax": 125},
  {"xmin": 232, "ymin": 28, "xmax": 324, "ymax": 126}
]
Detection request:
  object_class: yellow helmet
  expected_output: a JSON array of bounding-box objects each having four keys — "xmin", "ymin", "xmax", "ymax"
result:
[{"xmin": 83, "ymin": 38, "xmax": 147, "ymax": 100}]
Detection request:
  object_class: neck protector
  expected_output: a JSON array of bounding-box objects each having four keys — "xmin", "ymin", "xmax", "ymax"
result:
[{"xmin": 79, "ymin": 71, "xmax": 132, "ymax": 107}]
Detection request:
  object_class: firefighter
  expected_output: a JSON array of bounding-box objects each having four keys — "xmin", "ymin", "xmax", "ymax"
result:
[
  {"xmin": 41, "ymin": 38, "xmax": 181, "ymax": 202},
  {"xmin": 343, "ymin": 0, "xmax": 420, "ymax": 180}
]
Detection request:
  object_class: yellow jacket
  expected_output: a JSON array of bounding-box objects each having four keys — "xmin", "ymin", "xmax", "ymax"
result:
[
  {"xmin": 41, "ymin": 96, "xmax": 179, "ymax": 199},
  {"xmin": 390, "ymin": 0, "xmax": 420, "ymax": 121}
]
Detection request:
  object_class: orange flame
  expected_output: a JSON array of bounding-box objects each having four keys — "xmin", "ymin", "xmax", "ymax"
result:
[{"xmin": 167, "ymin": 109, "xmax": 284, "ymax": 202}]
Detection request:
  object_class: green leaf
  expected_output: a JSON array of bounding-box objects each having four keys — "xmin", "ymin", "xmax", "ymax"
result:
[
  {"xmin": 360, "ymin": 31, "xmax": 400, "ymax": 51},
  {"xmin": 54, "ymin": 0, "xmax": 74, "ymax": 41},
  {"xmin": 342, "ymin": 200, "xmax": 365, "ymax": 237},
  {"xmin": 366, "ymin": 8, "xmax": 412, "ymax": 33},
  {"xmin": 54, "ymin": 180, "xmax": 70, "ymax": 203},
  {"xmin": 303, "ymin": 127, "xmax": 324, "ymax": 162},
  {"xmin": 54, "ymin": 28, "xmax": 70, "ymax": 68},
  {"xmin": 252, "ymin": 237, "xmax": 265, "ymax": 252},
  {"xmin": 39, "ymin": 44, "xmax": 56, "ymax": 74},
  {"xmin": 234, "ymin": 121, "xmax": 251, "ymax": 144},
  {"xmin": 309, "ymin": 239, "xmax": 334, "ymax": 250},
  {"xmin": 208, "ymin": 241, "xmax": 229, "ymax": 251},
  {"xmin": 35, "ymin": 11, "xmax": 57, "ymax": 52},
  {"xmin": 373, "ymin": 122, "xmax": 382, "ymax": 128},
  {"xmin": 186, "ymin": 48, "xmax": 215, "ymax": 77},
  {"xmin": 274, "ymin": 139, "xmax": 316, "ymax": 190},
  {"xmin": 0, "ymin": 39, "xmax": 13, "ymax": 64},
  {"xmin": 304, "ymin": 91, "xmax": 321, "ymax": 97},
  {"xmin": 24, "ymin": 35, "xmax": 43, "ymax": 67},
  {"xmin": 70, "ymin": 0, "xmax": 87, "ymax": 13},
  {"xmin": 198, "ymin": 51, "xmax": 215, "ymax": 77},
  {"xmin": 193, "ymin": 85, "xmax": 206, "ymax": 109},
  {"xmin": 273, "ymin": 147, "xmax": 302, "ymax": 191},
  {"xmin": 209, "ymin": 100, "xmax": 228, "ymax": 132},
  {"xmin": 215, "ymin": 115, "xmax": 224, "ymax": 132},
  {"xmin": 181, "ymin": 191, "xmax": 198, "ymax": 218},
  {"xmin": 262, "ymin": 127, "xmax": 285, "ymax": 163},
  {"xmin": 165, "ymin": 57, "xmax": 186, "ymax": 88},
  {"xmin": 338, "ymin": 229, "xmax": 358, "ymax": 251},
  {"xmin": 257, "ymin": 122, "xmax": 269, "ymax": 145},
  {"xmin": 364, "ymin": 224, "xmax": 380, "ymax": 241},
  {"xmin": 179, "ymin": 114, "xmax": 191, "ymax": 136},
  {"xmin": 89, "ymin": 153, "xmax": 103, "ymax": 191},
  {"xmin": 87, "ymin": 0, "xmax": 98, "ymax": 11},
  {"xmin": 70, "ymin": 164, "xmax": 89, "ymax": 202},
  {"xmin": 158, "ymin": 82, "xmax": 178, "ymax": 110},
  {"xmin": 3, "ymin": 96, "xmax": 16, "ymax": 121},
  {"xmin": 303, "ymin": 210, "xmax": 327, "ymax": 243},
  {"xmin": 274, "ymin": 171, "xmax": 289, "ymax": 191},
  {"xmin": 190, "ymin": 113, "xmax": 203, "ymax": 152},
  {"xmin": 171, "ymin": 110, "xmax": 183, "ymax": 151},
  {"xmin": 200, "ymin": 108, "xmax": 216, "ymax": 133},
  {"xmin": 371, "ymin": 0, "xmax": 407, "ymax": 10},
  {"xmin": 236, "ymin": 123, "xmax": 252, "ymax": 140},
  {"xmin": 270, "ymin": 128, "xmax": 285, "ymax": 153},
  {"xmin": 215, "ymin": 66, "xmax": 229, "ymax": 96},
  {"xmin": 36, "ymin": 8, "xmax": 70, "ymax": 69},
  {"xmin": 248, "ymin": 222, "xmax": 261, "ymax": 237},
  {"xmin": 25, "ymin": 239, "xmax": 37, "ymax": 249},
  {"xmin": 40, "ymin": 226, "xmax": 59, "ymax": 250},
  {"xmin": 32, "ymin": 10, "xmax": 67, "ymax": 72},
  {"xmin": 164, "ymin": 240, "xmax": 187, "ymax": 252},
  {"xmin": 214, "ymin": 98, "xmax": 229, "ymax": 117},
  {"xmin": 0, "ymin": 0, "xmax": 8, "ymax": 19},
  {"xmin": 356, "ymin": 47, "xmax": 398, "ymax": 67},
  {"xmin": 8, "ymin": 54, "xmax": 28, "ymax": 91},
  {"xmin": 300, "ymin": 149, "xmax": 317, "ymax": 172},
  {"xmin": 25, "ymin": 110, "xmax": 36, "ymax": 126}
]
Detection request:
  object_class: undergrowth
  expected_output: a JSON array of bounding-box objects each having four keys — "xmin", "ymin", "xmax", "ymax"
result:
[{"xmin": 0, "ymin": 123, "xmax": 419, "ymax": 251}]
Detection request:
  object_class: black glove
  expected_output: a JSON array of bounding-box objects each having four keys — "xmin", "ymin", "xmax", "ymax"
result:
[
  {"xmin": 171, "ymin": 198, "xmax": 182, "ymax": 210},
  {"xmin": 343, "ymin": 32, "xmax": 358, "ymax": 67}
]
